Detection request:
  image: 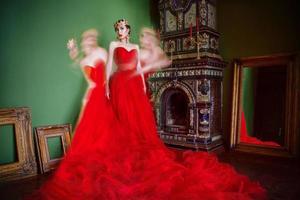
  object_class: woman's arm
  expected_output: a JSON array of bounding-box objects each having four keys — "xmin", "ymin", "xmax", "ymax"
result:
[
  {"xmin": 136, "ymin": 45, "xmax": 146, "ymax": 93},
  {"xmin": 141, "ymin": 48, "xmax": 171, "ymax": 74},
  {"xmin": 67, "ymin": 38, "xmax": 81, "ymax": 64},
  {"xmin": 141, "ymin": 58, "xmax": 171, "ymax": 74},
  {"xmin": 106, "ymin": 41, "xmax": 116, "ymax": 98}
]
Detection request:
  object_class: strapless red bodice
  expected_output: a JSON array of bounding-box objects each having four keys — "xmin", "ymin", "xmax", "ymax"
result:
[
  {"xmin": 83, "ymin": 66, "xmax": 96, "ymax": 81},
  {"xmin": 113, "ymin": 47, "xmax": 137, "ymax": 71},
  {"xmin": 83, "ymin": 60, "xmax": 105, "ymax": 84}
]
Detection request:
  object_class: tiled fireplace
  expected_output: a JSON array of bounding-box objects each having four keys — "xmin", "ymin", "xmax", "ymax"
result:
[{"xmin": 149, "ymin": 0, "xmax": 225, "ymax": 152}]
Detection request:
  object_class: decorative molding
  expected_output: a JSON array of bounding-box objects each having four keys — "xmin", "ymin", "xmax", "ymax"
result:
[
  {"xmin": 154, "ymin": 80, "xmax": 196, "ymax": 106},
  {"xmin": 149, "ymin": 68, "xmax": 223, "ymax": 79}
]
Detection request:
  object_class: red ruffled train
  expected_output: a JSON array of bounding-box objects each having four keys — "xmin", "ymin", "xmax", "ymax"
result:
[{"xmin": 30, "ymin": 48, "xmax": 267, "ymax": 200}]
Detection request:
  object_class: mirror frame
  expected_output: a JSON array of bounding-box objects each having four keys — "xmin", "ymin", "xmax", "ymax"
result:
[{"xmin": 230, "ymin": 53, "xmax": 300, "ymax": 157}]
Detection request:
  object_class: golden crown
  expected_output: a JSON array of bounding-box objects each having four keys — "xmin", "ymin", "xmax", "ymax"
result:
[{"xmin": 114, "ymin": 19, "xmax": 129, "ymax": 30}]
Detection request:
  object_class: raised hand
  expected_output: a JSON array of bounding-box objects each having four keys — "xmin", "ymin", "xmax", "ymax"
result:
[
  {"xmin": 67, "ymin": 38, "xmax": 79, "ymax": 60},
  {"xmin": 67, "ymin": 38, "xmax": 77, "ymax": 50}
]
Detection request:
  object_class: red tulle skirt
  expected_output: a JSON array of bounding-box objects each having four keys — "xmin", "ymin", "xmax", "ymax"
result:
[{"xmin": 32, "ymin": 64, "xmax": 267, "ymax": 200}]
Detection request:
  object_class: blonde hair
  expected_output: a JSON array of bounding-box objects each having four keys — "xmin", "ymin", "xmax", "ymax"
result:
[
  {"xmin": 82, "ymin": 29, "xmax": 98, "ymax": 39},
  {"xmin": 140, "ymin": 27, "xmax": 160, "ymax": 46},
  {"xmin": 81, "ymin": 29, "xmax": 98, "ymax": 47}
]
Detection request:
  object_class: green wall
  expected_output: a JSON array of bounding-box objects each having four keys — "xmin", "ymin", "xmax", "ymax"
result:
[
  {"xmin": 0, "ymin": 0, "xmax": 152, "ymax": 164},
  {"xmin": 1, "ymin": 0, "xmax": 300, "ymax": 162},
  {"xmin": 217, "ymin": 0, "xmax": 300, "ymax": 146}
]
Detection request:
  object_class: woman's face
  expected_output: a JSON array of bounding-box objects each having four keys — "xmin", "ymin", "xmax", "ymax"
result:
[
  {"xmin": 116, "ymin": 23, "xmax": 129, "ymax": 40},
  {"xmin": 140, "ymin": 33, "xmax": 154, "ymax": 49},
  {"xmin": 81, "ymin": 38, "xmax": 97, "ymax": 55}
]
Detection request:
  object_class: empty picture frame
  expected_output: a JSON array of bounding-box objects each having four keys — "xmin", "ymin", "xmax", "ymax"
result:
[
  {"xmin": 35, "ymin": 124, "xmax": 72, "ymax": 173},
  {"xmin": 0, "ymin": 107, "xmax": 37, "ymax": 182},
  {"xmin": 230, "ymin": 53, "xmax": 300, "ymax": 157}
]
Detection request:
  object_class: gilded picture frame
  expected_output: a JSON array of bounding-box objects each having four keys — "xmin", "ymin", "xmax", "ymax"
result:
[
  {"xmin": 35, "ymin": 124, "xmax": 72, "ymax": 173},
  {"xmin": 0, "ymin": 107, "xmax": 37, "ymax": 182},
  {"xmin": 230, "ymin": 53, "xmax": 300, "ymax": 157}
]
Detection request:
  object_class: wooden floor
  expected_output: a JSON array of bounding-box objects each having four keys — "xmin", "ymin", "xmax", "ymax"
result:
[
  {"xmin": 219, "ymin": 151, "xmax": 300, "ymax": 200},
  {"xmin": 1, "ymin": 151, "xmax": 299, "ymax": 200}
]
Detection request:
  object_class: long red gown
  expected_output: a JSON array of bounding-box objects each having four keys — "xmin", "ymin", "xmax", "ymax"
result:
[{"xmin": 33, "ymin": 47, "xmax": 267, "ymax": 200}]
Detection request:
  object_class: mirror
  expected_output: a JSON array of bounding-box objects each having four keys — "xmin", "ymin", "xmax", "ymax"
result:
[{"xmin": 230, "ymin": 53, "xmax": 300, "ymax": 157}]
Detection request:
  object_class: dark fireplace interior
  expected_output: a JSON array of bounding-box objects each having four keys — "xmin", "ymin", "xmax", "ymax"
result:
[{"xmin": 162, "ymin": 89, "xmax": 189, "ymax": 133}]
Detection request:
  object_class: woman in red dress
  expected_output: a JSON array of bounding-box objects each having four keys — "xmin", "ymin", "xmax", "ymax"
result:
[
  {"xmin": 65, "ymin": 29, "xmax": 112, "ymax": 152},
  {"xmin": 33, "ymin": 20, "xmax": 267, "ymax": 200}
]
